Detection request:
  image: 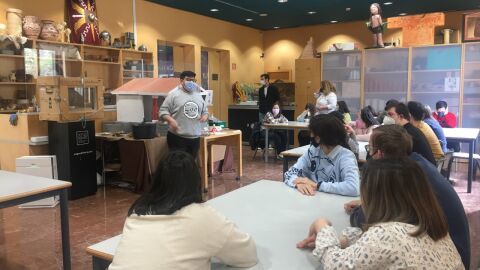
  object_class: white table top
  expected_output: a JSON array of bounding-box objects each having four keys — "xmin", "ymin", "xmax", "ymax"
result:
[
  {"xmin": 0, "ymin": 170, "xmax": 71, "ymax": 204},
  {"xmin": 87, "ymin": 180, "xmax": 357, "ymax": 269},
  {"xmin": 280, "ymin": 141, "xmax": 368, "ymax": 162},
  {"xmin": 263, "ymin": 121, "xmax": 309, "ymax": 129},
  {"xmin": 443, "ymin": 128, "xmax": 480, "ymax": 141}
]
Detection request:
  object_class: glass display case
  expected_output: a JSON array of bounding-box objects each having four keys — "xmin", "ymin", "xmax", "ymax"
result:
[
  {"xmin": 0, "ymin": 39, "xmax": 36, "ymax": 113},
  {"xmin": 462, "ymin": 42, "xmax": 480, "ymax": 127},
  {"xmin": 322, "ymin": 51, "xmax": 362, "ymax": 116},
  {"xmin": 410, "ymin": 44, "xmax": 461, "ymax": 115},
  {"xmin": 364, "ymin": 48, "xmax": 409, "ymax": 112}
]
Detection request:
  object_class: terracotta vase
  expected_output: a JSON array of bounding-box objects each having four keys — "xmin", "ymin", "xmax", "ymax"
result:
[
  {"xmin": 23, "ymin": 16, "xmax": 41, "ymax": 39},
  {"xmin": 39, "ymin": 20, "xmax": 59, "ymax": 41},
  {"xmin": 6, "ymin": 8, "xmax": 23, "ymax": 36}
]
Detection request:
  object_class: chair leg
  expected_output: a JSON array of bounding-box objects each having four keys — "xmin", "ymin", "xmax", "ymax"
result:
[
  {"xmin": 446, "ymin": 156, "xmax": 454, "ymax": 183},
  {"xmin": 253, "ymin": 148, "xmax": 258, "ymax": 160}
]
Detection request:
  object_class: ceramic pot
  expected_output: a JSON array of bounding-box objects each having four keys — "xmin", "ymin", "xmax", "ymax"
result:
[
  {"xmin": 39, "ymin": 20, "xmax": 59, "ymax": 41},
  {"xmin": 6, "ymin": 8, "xmax": 23, "ymax": 36},
  {"xmin": 23, "ymin": 16, "xmax": 41, "ymax": 39}
]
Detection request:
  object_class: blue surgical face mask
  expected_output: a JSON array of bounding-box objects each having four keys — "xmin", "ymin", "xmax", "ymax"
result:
[
  {"xmin": 184, "ymin": 81, "xmax": 197, "ymax": 92},
  {"xmin": 437, "ymin": 111, "xmax": 445, "ymax": 117}
]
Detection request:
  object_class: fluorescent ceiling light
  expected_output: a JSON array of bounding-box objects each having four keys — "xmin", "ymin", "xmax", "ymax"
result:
[
  {"xmin": 259, "ymin": 13, "xmax": 268, "ymax": 16},
  {"xmin": 273, "ymin": 26, "xmax": 280, "ymax": 29},
  {"xmin": 330, "ymin": 20, "xmax": 338, "ymax": 23},
  {"xmin": 308, "ymin": 11, "xmax": 316, "ymax": 15},
  {"xmin": 399, "ymin": 13, "xmax": 407, "ymax": 16},
  {"xmin": 383, "ymin": 2, "xmax": 393, "ymax": 5},
  {"xmin": 278, "ymin": 0, "xmax": 288, "ymax": 3},
  {"xmin": 246, "ymin": 18, "xmax": 253, "ymax": 21},
  {"xmin": 210, "ymin": 8, "xmax": 219, "ymax": 12}
]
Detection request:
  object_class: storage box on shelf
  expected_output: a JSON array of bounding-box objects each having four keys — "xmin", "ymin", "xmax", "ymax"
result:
[
  {"xmin": 363, "ymin": 48, "xmax": 409, "ymax": 112},
  {"xmin": 322, "ymin": 51, "xmax": 362, "ymax": 117}
]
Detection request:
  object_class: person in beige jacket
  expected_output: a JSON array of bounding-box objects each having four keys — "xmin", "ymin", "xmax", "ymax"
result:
[{"xmin": 109, "ymin": 151, "xmax": 258, "ymax": 270}]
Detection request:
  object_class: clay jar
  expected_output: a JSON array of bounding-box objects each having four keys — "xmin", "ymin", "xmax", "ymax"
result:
[
  {"xmin": 23, "ymin": 16, "xmax": 41, "ymax": 39},
  {"xmin": 39, "ymin": 20, "xmax": 59, "ymax": 41},
  {"xmin": 6, "ymin": 8, "xmax": 23, "ymax": 36}
]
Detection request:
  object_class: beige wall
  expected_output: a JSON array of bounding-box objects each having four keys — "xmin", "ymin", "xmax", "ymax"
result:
[{"xmin": 263, "ymin": 11, "xmax": 465, "ymax": 81}]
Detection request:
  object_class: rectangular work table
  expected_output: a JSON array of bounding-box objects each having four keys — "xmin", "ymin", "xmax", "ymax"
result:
[{"xmin": 86, "ymin": 180, "xmax": 356, "ymax": 269}]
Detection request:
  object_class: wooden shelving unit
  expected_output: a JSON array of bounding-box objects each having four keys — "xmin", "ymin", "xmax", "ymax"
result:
[{"xmin": 0, "ymin": 39, "xmax": 155, "ymax": 114}]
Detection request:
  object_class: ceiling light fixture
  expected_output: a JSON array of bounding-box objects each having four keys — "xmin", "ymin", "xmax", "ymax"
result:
[
  {"xmin": 210, "ymin": 8, "xmax": 219, "ymax": 12},
  {"xmin": 383, "ymin": 2, "xmax": 393, "ymax": 5},
  {"xmin": 259, "ymin": 13, "xmax": 268, "ymax": 16},
  {"xmin": 278, "ymin": 0, "xmax": 288, "ymax": 3},
  {"xmin": 274, "ymin": 26, "xmax": 280, "ymax": 29},
  {"xmin": 246, "ymin": 18, "xmax": 253, "ymax": 21},
  {"xmin": 399, "ymin": 13, "xmax": 407, "ymax": 16},
  {"xmin": 307, "ymin": 11, "xmax": 316, "ymax": 15},
  {"xmin": 330, "ymin": 20, "xmax": 338, "ymax": 23},
  {"xmin": 345, "ymin": 7, "xmax": 351, "ymax": 11}
]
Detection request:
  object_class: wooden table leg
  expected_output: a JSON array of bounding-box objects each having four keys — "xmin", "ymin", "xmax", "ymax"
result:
[
  {"xmin": 236, "ymin": 133, "xmax": 243, "ymax": 180},
  {"xmin": 199, "ymin": 138, "xmax": 209, "ymax": 193}
]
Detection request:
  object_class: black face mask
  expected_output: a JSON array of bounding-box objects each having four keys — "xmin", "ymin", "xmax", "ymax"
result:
[{"xmin": 310, "ymin": 137, "xmax": 320, "ymax": 148}]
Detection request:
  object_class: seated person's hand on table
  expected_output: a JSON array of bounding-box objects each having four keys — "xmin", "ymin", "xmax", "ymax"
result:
[
  {"xmin": 344, "ymin": 199, "xmax": 361, "ymax": 215},
  {"xmin": 199, "ymin": 114, "xmax": 209, "ymax": 122},
  {"xmin": 296, "ymin": 218, "xmax": 332, "ymax": 249},
  {"xmin": 294, "ymin": 177, "xmax": 317, "ymax": 196}
]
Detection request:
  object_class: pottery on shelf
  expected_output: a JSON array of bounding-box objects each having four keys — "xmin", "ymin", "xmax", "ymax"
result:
[
  {"xmin": 23, "ymin": 16, "xmax": 42, "ymax": 39},
  {"xmin": 6, "ymin": 8, "xmax": 23, "ymax": 36},
  {"xmin": 39, "ymin": 20, "xmax": 59, "ymax": 41}
]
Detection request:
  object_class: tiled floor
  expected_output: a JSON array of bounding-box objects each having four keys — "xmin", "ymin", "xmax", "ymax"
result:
[{"xmin": 0, "ymin": 148, "xmax": 479, "ymax": 270}]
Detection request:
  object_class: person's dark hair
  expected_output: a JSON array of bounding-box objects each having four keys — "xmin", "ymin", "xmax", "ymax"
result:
[
  {"xmin": 305, "ymin": 103, "xmax": 315, "ymax": 116},
  {"xmin": 360, "ymin": 106, "xmax": 379, "ymax": 127},
  {"xmin": 337, "ymin": 101, "xmax": 350, "ymax": 114},
  {"xmin": 436, "ymin": 100, "xmax": 448, "ymax": 110},
  {"xmin": 370, "ymin": 124, "xmax": 413, "ymax": 157},
  {"xmin": 329, "ymin": 111, "xmax": 345, "ymax": 124},
  {"xmin": 366, "ymin": 105, "xmax": 378, "ymax": 117},
  {"xmin": 128, "ymin": 151, "xmax": 203, "ymax": 216},
  {"xmin": 260, "ymin": 73, "xmax": 270, "ymax": 81},
  {"xmin": 180, "ymin": 71, "xmax": 196, "ymax": 79},
  {"xmin": 423, "ymin": 105, "xmax": 433, "ymax": 119},
  {"xmin": 384, "ymin": 99, "xmax": 399, "ymax": 111},
  {"xmin": 394, "ymin": 103, "xmax": 410, "ymax": 121},
  {"xmin": 309, "ymin": 114, "xmax": 349, "ymax": 149},
  {"xmin": 407, "ymin": 101, "xmax": 425, "ymax": 121},
  {"xmin": 361, "ymin": 158, "xmax": 448, "ymax": 241}
]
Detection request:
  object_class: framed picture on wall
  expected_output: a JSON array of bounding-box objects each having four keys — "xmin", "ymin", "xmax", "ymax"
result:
[{"xmin": 462, "ymin": 11, "xmax": 480, "ymax": 42}]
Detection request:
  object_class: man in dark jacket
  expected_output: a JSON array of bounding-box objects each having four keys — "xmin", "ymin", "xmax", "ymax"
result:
[
  {"xmin": 345, "ymin": 125, "xmax": 470, "ymax": 269},
  {"xmin": 258, "ymin": 73, "xmax": 280, "ymax": 122},
  {"xmin": 385, "ymin": 102, "xmax": 436, "ymax": 165}
]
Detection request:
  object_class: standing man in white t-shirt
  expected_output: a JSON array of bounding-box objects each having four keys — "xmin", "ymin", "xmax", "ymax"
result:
[{"xmin": 159, "ymin": 71, "xmax": 208, "ymax": 157}]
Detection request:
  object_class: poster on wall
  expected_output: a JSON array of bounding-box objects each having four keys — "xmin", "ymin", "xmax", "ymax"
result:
[{"xmin": 66, "ymin": 0, "xmax": 100, "ymax": 45}]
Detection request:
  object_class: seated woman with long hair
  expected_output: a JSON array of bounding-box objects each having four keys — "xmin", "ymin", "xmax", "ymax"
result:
[
  {"xmin": 263, "ymin": 102, "xmax": 289, "ymax": 157},
  {"xmin": 109, "ymin": 151, "xmax": 258, "ymax": 270},
  {"xmin": 297, "ymin": 158, "xmax": 463, "ymax": 269},
  {"xmin": 351, "ymin": 106, "xmax": 379, "ymax": 142}
]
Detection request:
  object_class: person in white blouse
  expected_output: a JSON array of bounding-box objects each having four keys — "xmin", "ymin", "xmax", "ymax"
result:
[
  {"xmin": 297, "ymin": 157, "xmax": 463, "ymax": 269},
  {"xmin": 109, "ymin": 151, "xmax": 258, "ymax": 270},
  {"xmin": 314, "ymin": 80, "xmax": 337, "ymax": 114}
]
